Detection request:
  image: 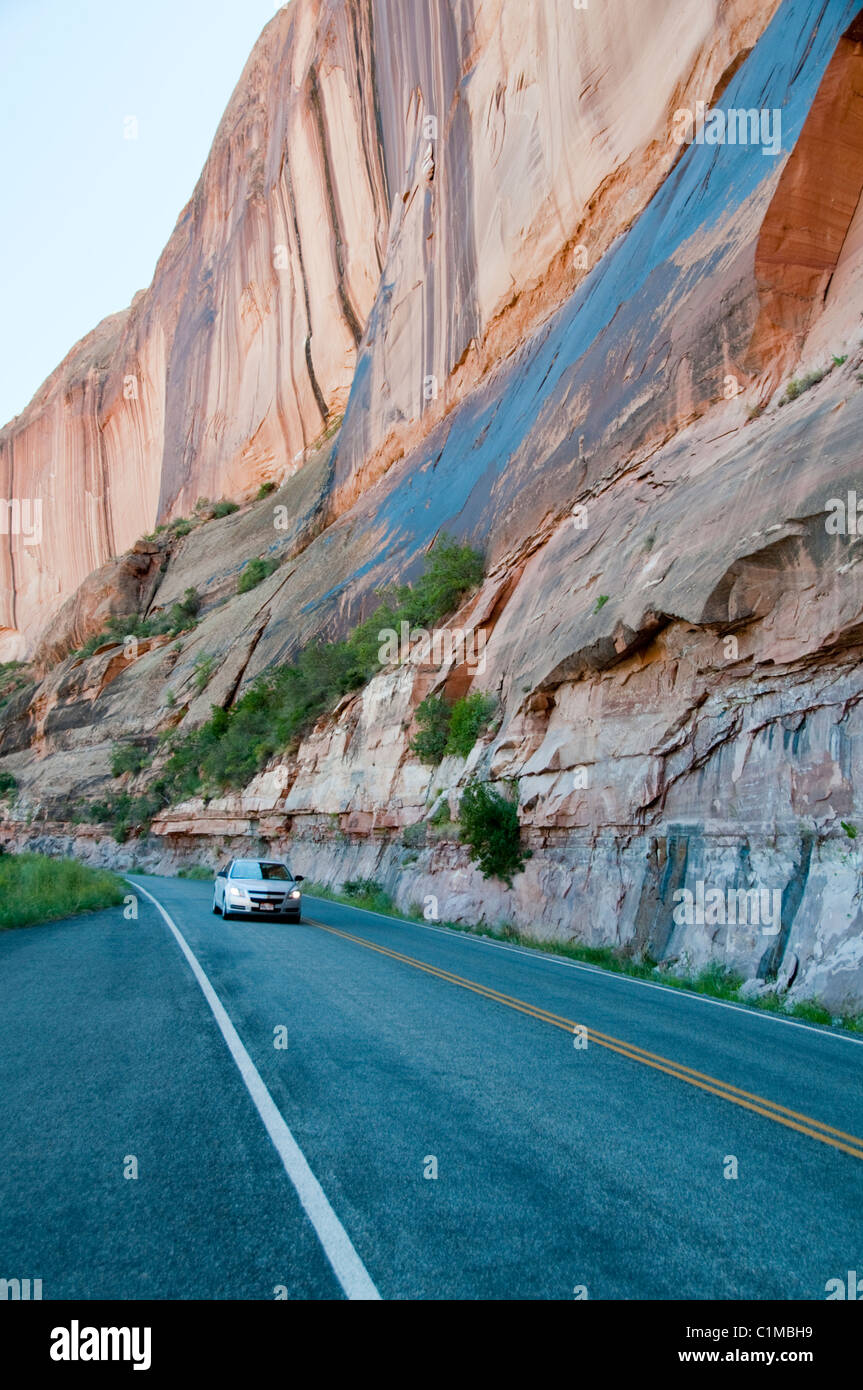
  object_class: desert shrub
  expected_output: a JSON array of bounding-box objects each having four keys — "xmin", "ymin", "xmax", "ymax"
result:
[
  {"xmin": 0, "ymin": 770, "xmax": 17, "ymax": 797},
  {"xmin": 75, "ymin": 618, "xmax": 137, "ymax": 659},
  {"xmin": 171, "ymin": 519, "xmax": 193, "ymax": 537},
  {"xmin": 256, "ymin": 481, "xmax": 277, "ymax": 500},
  {"xmin": 81, "ymin": 786, "xmax": 168, "ymax": 840},
  {"xmin": 411, "ymin": 695, "xmax": 451, "ymax": 764},
  {"xmin": 445, "ymin": 693, "xmax": 497, "ymax": 758},
  {"xmin": 784, "ymin": 369, "xmax": 827, "ymax": 402},
  {"xmin": 458, "ymin": 780, "xmax": 530, "ymax": 887},
  {"xmin": 211, "ymin": 500, "xmax": 239, "ymax": 518},
  {"xmin": 74, "ymin": 587, "xmax": 202, "ymax": 659},
  {"xmin": 429, "ymin": 799, "xmax": 451, "ymax": 826},
  {"xmin": 411, "ymin": 690, "xmax": 497, "ymax": 763},
  {"xmin": 0, "ymin": 662, "xmax": 32, "ymax": 714},
  {"xmin": 341, "ymin": 879, "xmax": 394, "ymax": 913},
  {"xmin": 395, "ymin": 535, "xmax": 484, "ymax": 626},
  {"xmin": 194, "ymin": 655, "xmax": 216, "ymax": 693},
  {"xmin": 110, "ymin": 742, "xmax": 150, "ymax": 778},
  {"xmin": 238, "ymin": 556, "xmax": 280, "ymax": 594}
]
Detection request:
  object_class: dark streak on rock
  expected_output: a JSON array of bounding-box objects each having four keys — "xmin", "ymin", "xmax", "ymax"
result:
[
  {"xmin": 283, "ymin": 150, "xmax": 330, "ymax": 426},
  {"xmin": 309, "ymin": 66, "xmax": 364, "ymax": 349}
]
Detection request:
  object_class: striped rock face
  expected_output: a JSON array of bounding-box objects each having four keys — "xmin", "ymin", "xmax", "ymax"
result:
[
  {"xmin": 0, "ymin": 0, "xmax": 780, "ymax": 659},
  {"xmin": 5, "ymin": 2, "xmax": 863, "ymax": 1005}
]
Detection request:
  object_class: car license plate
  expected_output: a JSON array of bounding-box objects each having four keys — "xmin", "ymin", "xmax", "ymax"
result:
[{"xmin": 261, "ymin": 904, "xmax": 274, "ymax": 911}]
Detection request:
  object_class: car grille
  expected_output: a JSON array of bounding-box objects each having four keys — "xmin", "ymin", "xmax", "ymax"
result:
[{"xmin": 248, "ymin": 890, "xmax": 287, "ymax": 906}]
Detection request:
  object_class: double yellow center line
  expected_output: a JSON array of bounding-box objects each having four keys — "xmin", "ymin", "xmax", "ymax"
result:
[{"xmin": 305, "ymin": 916, "xmax": 863, "ymax": 1161}]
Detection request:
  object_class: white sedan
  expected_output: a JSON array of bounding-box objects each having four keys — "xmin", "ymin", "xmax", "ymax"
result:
[{"xmin": 213, "ymin": 859, "xmax": 304, "ymax": 922}]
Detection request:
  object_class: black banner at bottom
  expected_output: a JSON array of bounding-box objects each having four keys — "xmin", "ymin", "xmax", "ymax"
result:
[{"xmin": 2, "ymin": 1299, "xmax": 856, "ymax": 1375}]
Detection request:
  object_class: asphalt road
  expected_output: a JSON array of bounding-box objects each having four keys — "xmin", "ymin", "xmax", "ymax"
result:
[{"xmin": 1, "ymin": 873, "xmax": 862, "ymax": 1300}]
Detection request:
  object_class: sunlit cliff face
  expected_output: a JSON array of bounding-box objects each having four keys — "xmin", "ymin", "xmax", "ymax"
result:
[{"xmin": 0, "ymin": 0, "xmax": 783, "ymax": 661}]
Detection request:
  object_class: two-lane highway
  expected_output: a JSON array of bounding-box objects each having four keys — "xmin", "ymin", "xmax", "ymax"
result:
[{"xmin": 1, "ymin": 872, "xmax": 862, "ymax": 1299}]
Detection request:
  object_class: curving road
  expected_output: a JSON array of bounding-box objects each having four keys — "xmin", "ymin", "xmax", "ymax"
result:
[{"xmin": 1, "ymin": 873, "xmax": 862, "ymax": 1300}]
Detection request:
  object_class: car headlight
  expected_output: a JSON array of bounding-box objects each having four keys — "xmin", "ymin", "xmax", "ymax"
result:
[
  {"xmin": 289, "ymin": 889, "xmax": 301, "ymax": 899},
  {"xmin": 228, "ymin": 886, "xmax": 247, "ymax": 900}
]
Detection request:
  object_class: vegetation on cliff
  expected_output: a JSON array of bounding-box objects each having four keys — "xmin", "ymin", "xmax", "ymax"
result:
[
  {"xmin": 85, "ymin": 537, "xmax": 485, "ymax": 835},
  {"xmin": 0, "ymin": 662, "xmax": 34, "ymax": 715},
  {"xmin": 411, "ymin": 691, "xmax": 498, "ymax": 763},
  {"xmin": 457, "ymin": 780, "xmax": 531, "ymax": 888},
  {"xmin": 156, "ymin": 535, "xmax": 484, "ymax": 799},
  {"xmin": 237, "ymin": 556, "xmax": 281, "ymax": 593},
  {"xmin": 73, "ymin": 587, "xmax": 202, "ymax": 659}
]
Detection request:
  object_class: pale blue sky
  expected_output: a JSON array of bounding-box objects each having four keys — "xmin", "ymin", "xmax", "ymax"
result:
[{"xmin": 0, "ymin": 0, "xmax": 284, "ymax": 426}]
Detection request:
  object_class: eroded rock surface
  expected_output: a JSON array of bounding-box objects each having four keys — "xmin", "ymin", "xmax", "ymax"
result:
[{"xmin": 3, "ymin": 0, "xmax": 863, "ymax": 1012}]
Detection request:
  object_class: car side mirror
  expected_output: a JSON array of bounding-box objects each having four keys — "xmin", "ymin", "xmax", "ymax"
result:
[
  {"xmin": 294, "ymin": 874, "xmax": 305, "ymax": 883},
  {"xmin": 217, "ymin": 869, "xmax": 227, "ymax": 878}
]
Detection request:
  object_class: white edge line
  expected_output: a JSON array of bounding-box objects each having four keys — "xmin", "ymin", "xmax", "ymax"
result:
[
  {"xmin": 302, "ymin": 895, "xmax": 863, "ymax": 1049},
  {"xmin": 130, "ymin": 879, "xmax": 381, "ymax": 1301}
]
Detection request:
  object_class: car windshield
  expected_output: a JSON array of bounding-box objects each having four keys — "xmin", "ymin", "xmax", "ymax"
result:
[{"xmin": 230, "ymin": 861, "xmax": 291, "ymax": 880}]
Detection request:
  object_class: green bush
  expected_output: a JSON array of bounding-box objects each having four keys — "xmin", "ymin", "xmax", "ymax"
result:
[
  {"xmin": 171, "ymin": 519, "xmax": 193, "ymax": 537},
  {"xmin": 458, "ymin": 780, "xmax": 530, "ymax": 887},
  {"xmin": 340, "ymin": 879, "xmax": 395, "ymax": 913},
  {"xmin": 194, "ymin": 655, "xmax": 216, "ymax": 694},
  {"xmin": 411, "ymin": 690, "xmax": 497, "ymax": 763},
  {"xmin": 238, "ymin": 556, "xmax": 280, "ymax": 594},
  {"xmin": 445, "ymin": 693, "xmax": 497, "ymax": 758},
  {"xmin": 211, "ymin": 500, "xmax": 239, "ymax": 518},
  {"xmin": 81, "ymin": 786, "xmax": 168, "ymax": 839},
  {"xmin": 177, "ymin": 864, "xmax": 213, "ymax": 881},
  {"xmin": 256, "ymin": 481, "xmax": 277, "ymax": 500},
  {"xmin": 0, "ymin": 853, "xmax": 125, "ymax": 930},
  {"xmin": 0, "ymin": 770, "xmax": 17, "ymax": 797},
  {"xmin": 0, "ymin": 662, "xmax": 33, "ymax": 715},
  {"xmin": 74, "ymin": 587, "xmax": 202, "ymax": 659},
  {"xmin": 110, "ymin": 742, "xmax": 150, "ymax": 778},
  {"xmin": 429, "ymin": 799, "xmax": 452, "ymax": 826},
  {"xmin": 397, "ymin": 535, "xmax": 484, "ymax": 625},
  {"xmin": 411, "ymin": 695, "xmax": 451, "ymax": 764},
  {"xmin": 784, "ymin": 369, "xmax": 826, "ymax": 402}
]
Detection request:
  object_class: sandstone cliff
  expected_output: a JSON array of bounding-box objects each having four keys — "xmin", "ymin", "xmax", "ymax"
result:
[
  {"xmin": 4, "ymin": 0, "xmax": 863, "ymax": 1014},
  {"xmin": 1, "ymin": 0, "xmax": 780, "ymax": 660}
]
